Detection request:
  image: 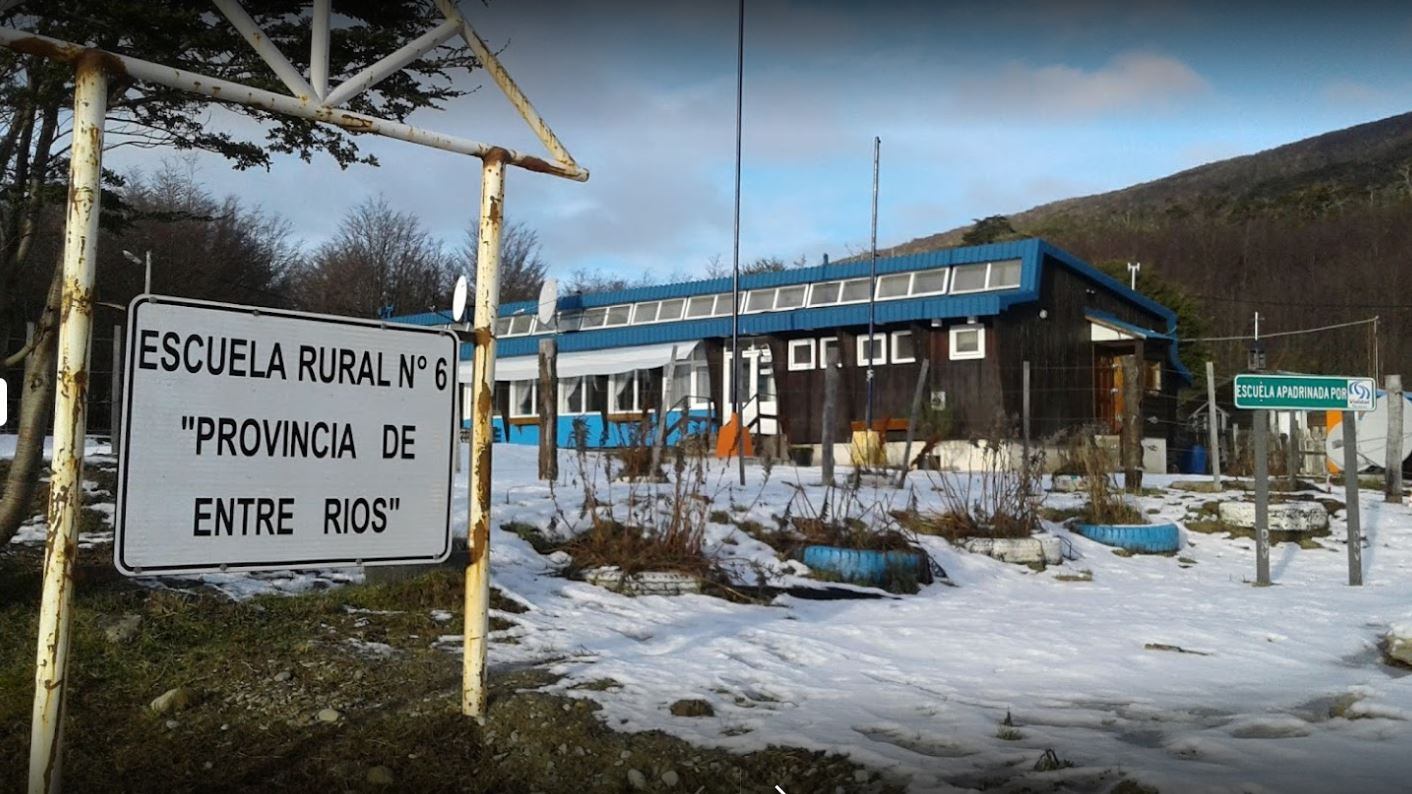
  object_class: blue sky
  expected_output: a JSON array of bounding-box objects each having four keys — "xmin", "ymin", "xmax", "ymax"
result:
[{"xmin": 110, "ymin": 0, "xmax": 1412, "ymax": 283}]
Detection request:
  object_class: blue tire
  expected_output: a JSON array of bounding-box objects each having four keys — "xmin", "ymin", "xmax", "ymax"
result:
[
  {"xmin": 800, "ymin": 545, "xmax": 928, "ymax": 587},
  {"xmin": 1075, "ymin": 522, "xmax": 1181, "ymax": 554}
]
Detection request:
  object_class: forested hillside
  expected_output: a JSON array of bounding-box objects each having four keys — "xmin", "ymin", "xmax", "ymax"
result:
[{"xmin": 888, "ymin": 112, "xmax": 1412, "ymax": 387}]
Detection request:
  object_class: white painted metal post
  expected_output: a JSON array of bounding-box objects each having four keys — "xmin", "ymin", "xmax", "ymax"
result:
[
  {"xmin": 310, "ymin": 0, "xmax": 331, "ymax": 100},
  {"xmin": 463, "ymin": 150, "xmax": 506, "ymax": 721},
  {"xmin": 30, "ymin": 53, "xmax": 107, "ymax": 794},
  {"xmin": 1206, "ymin": 361, "xmax": 1221, "ymax": 487}
]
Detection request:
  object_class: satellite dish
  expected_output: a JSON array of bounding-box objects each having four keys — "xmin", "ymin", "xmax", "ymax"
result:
[
  {"xmin": 451, "ymin": 275, "xmax": 469, "ymax": 323},
  {"xmin": 537, "ymin": 278, "xmax": 558, "ymax": 326},
  {"xmin": 1325, "ymin": 390, "xmax": 1412, "ymax": 473}
]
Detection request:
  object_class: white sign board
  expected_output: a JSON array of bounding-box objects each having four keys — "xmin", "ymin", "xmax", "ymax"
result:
[{"xmin": 115, "ymin": 296, "xmax": 459, "ymax": 575}]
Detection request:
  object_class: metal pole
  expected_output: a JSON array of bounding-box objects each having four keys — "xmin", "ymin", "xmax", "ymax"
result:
[
  {"xmin": 144, "ymin": 251, "xmax": 151, "ymax": 295},
  {"xmin": 1344, "ymin": 410, "xmax": 1363, "ymax": 586},
  {"xmin": 310, "ymin": 0, "xmax": 331, "ymax": 100},
  {"xmin": 30, "ymin": 53, "xmax": 107, "ymax": 794},
  {"xmin": 463, "ymin": 151, "xmax": 506, "ymax": 721},
  {"xmin": 1254, "ymin": 409, "xmax": 1270, "ymax": 586},
  {"xmin": 864, "ymin": 136, "xmax": 880, "ymax": 449},
  {"xmin": 730, "ymin": 0, "xmax": 745, "ymax": 487},
  {"xmin": 1386, "ymin": 374, "xmax": 1403, "ymax": 503},
  {"xmin": 1206, "ymin": 360, "xmax": 1221, "ymax": 487}
]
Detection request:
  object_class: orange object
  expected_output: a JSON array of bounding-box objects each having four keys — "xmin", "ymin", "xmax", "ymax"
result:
[
  {"xmin": 1326, "ymin": 410, "xmax": 1343, "ymax": 475},
  {"xmin": 715, "ymin": 415, "xmax": 754, "ymax": 459}
]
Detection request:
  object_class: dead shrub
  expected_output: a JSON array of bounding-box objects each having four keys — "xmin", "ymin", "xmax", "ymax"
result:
[{"xmin": 916, "ymin": 419, "xmax": 1042, "ymax": 539}]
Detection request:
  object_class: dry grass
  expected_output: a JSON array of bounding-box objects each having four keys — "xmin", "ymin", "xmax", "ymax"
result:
[
  {"xmin": 1071, "ymin": 430, "xmax": 1146, "ymax": 525},
  {"xmin": 918, "ymin": 419, "xmax": 1043, "ymax": 539},
  {"xmin": 552, "ymin": 426, "xmax": 719, "ymax": 581}
]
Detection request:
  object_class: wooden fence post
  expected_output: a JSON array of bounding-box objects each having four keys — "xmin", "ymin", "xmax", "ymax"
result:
[
  {"xmin": 537, "ymin": 338, "xmax": 557, "ymax": 481},
  {"xmin": 1254, "ymin": 409, "xmax": 1270, "ymax": 586},
  {"xmin": 1206, "ymin": 360, "xmax": 1221, "ymax": 487},
  {"xmin": 1122, "ymin": 356, "xmax": 1142, "ymax": 492},
  {"xmin": 111, "ymin": 324, "xmax": 123, "ymax": 457},
  {"xmin": 895, "ymin": 359, "xmax": 930, "ymax": 487},
  {"xmin": 1344, "ymin": 410, "xmax": 1363, "ymax": 586},
  {"xmin": 1386, "ymin": 375, "xmax": 1403, "ymax": 503},
  {"xmin": 820, "ymin": 347, "xmax": 839, "ymax": 485},
  {"xmin": 651, "ymin": 346, "xmax": 678, "ymax": 476}
]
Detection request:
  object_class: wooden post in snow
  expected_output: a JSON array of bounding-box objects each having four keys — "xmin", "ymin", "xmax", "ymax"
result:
[
  {"xmin": 1344, "ymin": 410, "xmax": 1363, "ymax": 585},
  {"xmin": 1206, "ymin": 360, "xmax": 1221, "ymax": 487},
  {"xmin": 652, "ymin": 346, "xmax": 679, "ymax": 476},
  {"xmin": 1122, "ymin": 356, "xmax": 1142, "ymax": 492},
  {"xmin": 895, "ymin": 359, "xmax": 930, "ymax": 487},
  {"xmin": 1386, "ymin": 375, "xmax": 1403, "ymax": 503},
  {"xmin": 1254, "ymin": 410, "xmax": 1271, "ymax": 586},
  {"xmin": 537, "ymin": 338, "xmax": 557, "ymax": 481},
  {"xmin": 821, "ymin": 347, "xmax": 839, "ymax": 485},
  {"xmin": 111, "ymin": 324, "xmax": 123, "ymax": 457}
]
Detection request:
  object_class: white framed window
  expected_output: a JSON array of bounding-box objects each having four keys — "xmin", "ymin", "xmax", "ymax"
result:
[
  {"xmin": 560, "ymin": 376, "xmax": 604, "ymax": 414},
  {"xmin": 713, "ymin": 294, "xmax": 737, "ymax": 316},
  {"xmin": 787, "ymin": 339, "xmax": 816, "ymax": 371},
  {"xmin": 508, "ymin": 314, "xmax": 533, "ymax": 335},
  {"xmin": 609, "ymin": 370, "xmax": 642, "ymax": 413},
  {"xmin": 876, "ymin": 273, "xmax": 911, "ymax": 299},
  {"xmin": 857, "ymin": 333, "xmax": 887, "ymax": 366},
  {"xmin": 819, "ymin": 336, "xmax": 841, "ymax": 367},
  {"xmin": 840, "ymin": 278, "xmax": 871, "ymax": 303},
  {"xmin": 634, "ymin": 301, "xmax": 659, "ymax": 324},
  {"xmin": 579, "ymin": 307, "xmax": 608, "ymax": 329},
  {"xmin": 990, "ymin": 259, "xmax": 1022, "ymax": 289},
  {"xmin": 745, "ymin": 289, "xmax": 774, "ymax": 313},
  {"xmin": 685, "ymin": 295, "xmax": 715, "ymax": 318},
  {"xmin": 605, "ymin": 305, "xmax": 632, "ymax": 326},
  {"xmin": 658, "ymin": 298, "xmax": 685, "ymax": 322},
  {"xmin": 510, "ymin": 380, "xmax": 537, "ymax": 418},
  {"xmin": 670, "ymin": 350, "xmax": 712, "ymax": 410},
  {"xmin": 891, "ymin": 331, "xmax": 917, "ymax": 364},
  {"xmin": 911, "ymin": 268, "xmax": 948, "ymax": 295},
  {"xmin": 774, "ymin": 285, "xmax": 807, "ymax": 310},
  {"xmin": 949, "ymin": 323, "xmax": 985, "ymax": 360},
  {"xmin": 809, "ymin": 281, "xmax": 841, "ymax": 306},
  {"xmin": 950, "ymin": 264, "xmax": 989, "ymax": 294},
  {"xmin": 494, "ymin": 317, "xmax": 511, "ymax": 335}
]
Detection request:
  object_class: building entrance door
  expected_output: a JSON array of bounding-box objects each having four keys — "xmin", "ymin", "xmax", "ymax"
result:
[{"xmin": 723, "ymin": 343, "xmax": 778, "ymax": 435}]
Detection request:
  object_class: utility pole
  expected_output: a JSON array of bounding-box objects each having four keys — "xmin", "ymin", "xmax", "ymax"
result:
[
  {"xmin": 1206, "ymin": 360, "xmax": 1221, "ymax": 487},
  {"xmin": 1386, "ymin": 374, "xmax": 1403, "ymax": 503},
  {"xmin": 729, "ymin": 0, "xmax": 745, "ymax": 486},
  {"xmin": 864, "ymin": 136, "xmax": 880, "ymax": 457}
]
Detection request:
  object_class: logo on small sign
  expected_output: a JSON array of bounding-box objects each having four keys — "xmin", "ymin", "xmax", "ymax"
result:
[{"xmin": 1347, "ymin": 378, "xmax": 1376, "ymax": 412}]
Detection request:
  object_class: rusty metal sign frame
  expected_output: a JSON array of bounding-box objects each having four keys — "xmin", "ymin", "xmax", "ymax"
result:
[{"xmin": 1, "ymin": 3, "xmax": 585, "ymax": 790}]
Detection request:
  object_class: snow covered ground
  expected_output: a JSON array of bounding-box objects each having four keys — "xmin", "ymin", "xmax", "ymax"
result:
[{"xmin": 9, "ymin": 436, "xmax": 1412, "ymax": 792}]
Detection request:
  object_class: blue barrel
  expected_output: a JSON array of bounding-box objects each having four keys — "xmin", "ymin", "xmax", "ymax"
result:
[
  {"xmin": 1184, "ymin": 444, "xmax": 1208, "ymax": 475},
  {"xmin": 800, "ymin": 544, "xmax": 928, "ymax": 587}
]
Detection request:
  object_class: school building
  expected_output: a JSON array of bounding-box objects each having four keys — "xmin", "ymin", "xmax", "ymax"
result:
[{"xmin": 395, "ymin": 238, "xmax": 1191, "ymax": 470}]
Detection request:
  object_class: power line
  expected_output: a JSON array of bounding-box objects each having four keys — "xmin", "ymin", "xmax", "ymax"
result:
[
  {"xmin": 1179, "ymin": 316, "xmax": 1377, "ymax": 343},
  {"xmin": 1185, "ymin": 291, "xmax": 1412, "ymax": 311}
]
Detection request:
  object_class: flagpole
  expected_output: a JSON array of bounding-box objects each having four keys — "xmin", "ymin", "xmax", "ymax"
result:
[
  {"xmin": 864, "ymin": 136, "xmax": 880, "ymax": 461},
  {"xmin": 731, "ymin": 0, "xmax": 746, "ymax": 486}
]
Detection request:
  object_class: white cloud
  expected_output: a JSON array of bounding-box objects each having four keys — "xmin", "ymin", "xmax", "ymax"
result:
[{"xmin": 950, "ymin": 52, "xmax": 1209, "ymax": 118}]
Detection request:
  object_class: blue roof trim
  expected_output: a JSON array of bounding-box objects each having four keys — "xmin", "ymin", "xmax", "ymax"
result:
[
  {"xmin": 1084, "ymin": 308, "xmax": 1174, "ymax": 341},
  {"xmin": 391, "ymin": 310, "xmax": 457, "ymax": 327}
]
